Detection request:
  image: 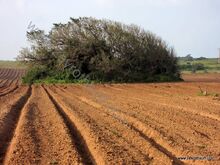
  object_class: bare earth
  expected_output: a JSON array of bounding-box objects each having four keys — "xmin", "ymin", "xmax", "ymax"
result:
[
  {"xmin": 182, "ymin": 73, "xmax": 220, "ymax": 82},
  {"xmin": 0, "ymin": 69, "xmax": 219, "ymax": 165}
]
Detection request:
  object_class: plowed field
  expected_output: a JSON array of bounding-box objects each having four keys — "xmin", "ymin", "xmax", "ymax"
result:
[{"xmin": 0, "ymin": 69, "xmax": 219, "ymax": 165}]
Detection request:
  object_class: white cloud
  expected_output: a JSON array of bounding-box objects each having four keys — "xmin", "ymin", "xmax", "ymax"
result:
[
  {"xmin": 15, "ymin": 0, "xmax": 26, "ymax": 10},
  {"xmin": 94, "ymin": 0, "xmax": 112, "ymax": 6},
  {"xmin": 0, "ymin": 0, "xmax": 27, "ymax": 12},
  {"xmin": 93, "ymin": 0, "xmax": 188, "ymax": 7},
  {"xmin": 147, "ymin": 0, "xmax": 187, "ymax": 6}
]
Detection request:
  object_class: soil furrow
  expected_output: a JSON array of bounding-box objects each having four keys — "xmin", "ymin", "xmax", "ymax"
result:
[
  {"xmin": 60, "ymin": 85, "xmax": 188, "ymax": 151},
  {"xmin": 46, "ymin": 86, "xmax": 146, "ymax": 164},
  {"xmin": 77, "ymin": 85, "xmax": 220, "ymax": 137},
  {"xmin": 51, "ymin": 85, "xmax": 181, "ymax": 165},
  {"xmin": 4, "ymin": 86, "xmax": 83, "ymax": 164},
  {"xmin": 43, "ymin": 85, "xmax": 97, "ymax": 165},
  {"xmin": 0, "ymin": 69, "xmax": 219, "ymax": 164},
  {"xmin": 93, "ymin": 84, "xmax": 220, "ymax": 121},
  {"xmin": 0, "ymin": 69, "xmax": 10, "ymax": 79},
  {"xmin": 63, "ymin": 84, "xmax": 220, "ymax": 164},
  {"xmin": 0, "ymin": 86, "xmax": 32, "ymax": 164},
  {"xmin": 0, "ymin": 85, "xmax": 19, "ymax": 97},
  {"xmin": 64, "ymin": 88, "xmax": 183, "ymax": 164}
]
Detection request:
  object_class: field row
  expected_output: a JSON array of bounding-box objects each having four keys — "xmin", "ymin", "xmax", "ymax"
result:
[
  {"xmin": 0, "ymin": 68, "xmax": 25, "ymax": 97},
  {"xmin": 0, "ymin": 69, "xmax": 219, "ymax": 164}
]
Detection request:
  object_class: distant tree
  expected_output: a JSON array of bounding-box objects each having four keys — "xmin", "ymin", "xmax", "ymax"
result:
[
  {"xmin": 185, "ymin": 54, "xmax": 194, "ymax": 61},
  {"xmin": 196, "ymin": 57, "xmax": 207, "ymax": 60},
  {"xmin": 192, "ymin": 63, "xmax": 205, "ymax": 70}
]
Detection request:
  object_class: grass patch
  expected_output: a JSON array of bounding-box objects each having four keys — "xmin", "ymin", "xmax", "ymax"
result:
[
  {"xmin": 197, "ymin": 92, "xmax": 219, "ymax": 97},
  {"xmin": 179, "ymin": 58, "xmax": 220, "ymax": 73},
  {"xmin": 0, "ymin": 60, "xmax": 27, "ymax": 69},
  {"xmin": 197, "ymin": 86, "xmax": 219, "ymax": 97}
]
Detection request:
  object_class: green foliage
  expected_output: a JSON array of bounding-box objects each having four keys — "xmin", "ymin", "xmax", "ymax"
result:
[
  {"xmin": 179, "ymin": 58, "xmax": 220, "ymax": 73},
  {"xmin": 180, "ymin": 63, "xmax": 205, "ymax": 72},
  {"xmin": 18, "ymin": 17, "xmax": 181, "ymax": 83},
  {"xmin": 22, "ymin": 66, "xmax": 47, "ymax": 84},
  {"xmin": 193, "ymin": 63, "xmax": 205, "ymax": 70},
  {"xmin": 196, "ymin": 57, "xmax": 207, "ymax": 60},
  {"xmin": 191, "ymin": 63, "xmax": 205, "ymax": 73},
  {"xmin": 180, "ymin": 63, "xmax": 192, "ymax": 71}
]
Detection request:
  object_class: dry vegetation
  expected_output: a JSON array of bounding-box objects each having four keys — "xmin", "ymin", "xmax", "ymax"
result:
[{"xmin": 0, "ymin": 61, "xmax": 26, "ymax": 69}]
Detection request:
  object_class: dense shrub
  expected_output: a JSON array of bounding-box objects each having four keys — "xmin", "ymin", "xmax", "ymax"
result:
[
  {"xmin": 22, "ymin": 66, "xmax": 47, "ymax": 84},
  {"xmin": 180, "ymin": 63, "xmax": 192, "ymax": 71},
  {"xmin": 18, "ymin": 17, "xmax": 181, "ymax": 83},
  {"xmin": 193, "ymin": 63, "xmax": 205, "ymax": 70},
  {"xmin": 191, "ymin": 63, "xmax": 205, "ymax": 73},
  {"xmin": 180, "ymin": 62, "xmax": 205, "ymax": 73}
]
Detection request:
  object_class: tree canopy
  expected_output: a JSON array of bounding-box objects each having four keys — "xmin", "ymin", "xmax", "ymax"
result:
[{"xmin": 18, "ymin": 17, "xmax": 181, "ymax": 83}]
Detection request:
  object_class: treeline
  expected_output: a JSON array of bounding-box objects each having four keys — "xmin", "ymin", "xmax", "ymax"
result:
[
  {"xmin": 178, "ymin": 55, "xmax": 220, "ymax": 73},
  {"xmin": 178, "ymin": 54, "xmax": 207, "ymax": 61},
  {"xmin": 18, "ymin": 17, "xmax": 181, "ymax": 83}
]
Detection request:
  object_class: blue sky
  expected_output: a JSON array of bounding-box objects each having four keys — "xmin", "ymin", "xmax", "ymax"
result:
[{"xmin": 0, "ymin": 0, "xmax": 219, "ymax": 60}]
